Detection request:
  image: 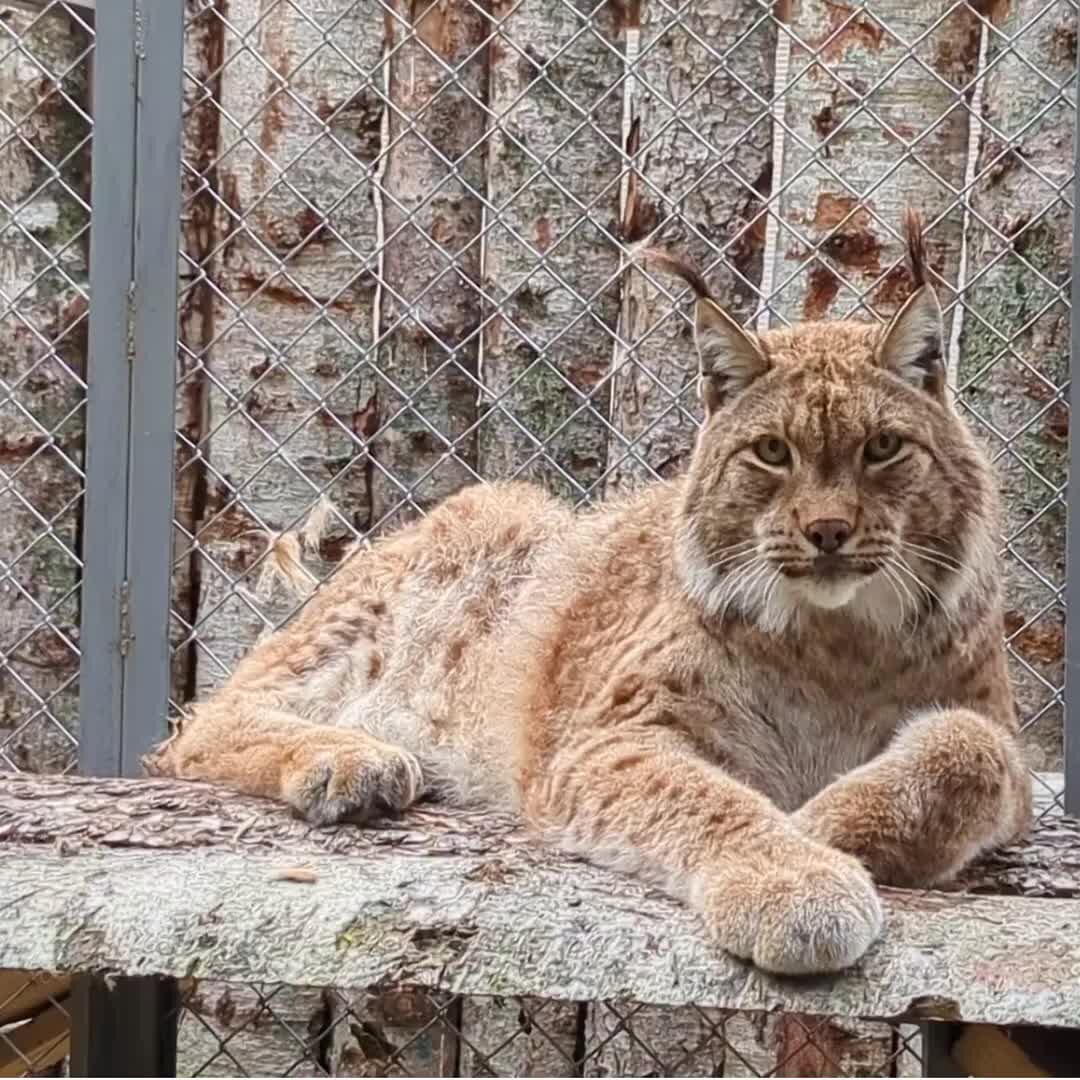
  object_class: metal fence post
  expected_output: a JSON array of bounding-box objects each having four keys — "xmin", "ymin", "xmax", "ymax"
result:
[
  {"xmin": 72, "ymin": 0, "xmax": 184, "ymax": 1074},
  {"xmin": 1066, "ymin": 34, "xmax": 1080, "ymax": 819}
]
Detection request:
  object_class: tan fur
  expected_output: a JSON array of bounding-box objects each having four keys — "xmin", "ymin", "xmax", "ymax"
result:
[{"xmin": 146, "ymin": 212, "xmax": 1031, "ymax": 976}]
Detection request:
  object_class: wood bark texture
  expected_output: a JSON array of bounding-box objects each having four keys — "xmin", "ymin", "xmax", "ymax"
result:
[
  {"xmin": 769, "ymin": 1, "xmax": 981, "ymax": 325},
  {"xmin": 186, "ymin": 0, "xmax": 388, "ymax": 698},
  {"xmin": 0, "ymin": 8, "xmax": 90, "ymax": 774},
  {"xmin": 606, "ymin": 0, "xmax": 775, "ymax": 491},
  {"xmin": 956, "ymin": 0, "xmax": 1075, "ymax": 770},
  {"xmin": 2, "ymin": 774, "xmax": 1079, "ymax": 1034},
  {"xmin": 479, "ymin": 0, "xmax": 622, "ymax": 502},
  {"xmin": 373, "ymin": 0, "xmax": 487, "ymax": 530}
]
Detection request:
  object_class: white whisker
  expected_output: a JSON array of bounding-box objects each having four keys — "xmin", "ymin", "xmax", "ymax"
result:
[
  {"xmin": 889, "ymin": 556, "xmax": 950, "ymax": 623},
  {"xmin": 703, "ymin": 539, "xmax": 757, "ymax": 572},
  {"xmin": 880, "ymin": 561, "xmax": 919, "ymax": 641},
  {"xmin": 717, "ymin": 558, "xmax": 767, "ymax": 623},
  {"xmin": 899, "ymin": 539, "xmax": 963, "ymax": 570}
]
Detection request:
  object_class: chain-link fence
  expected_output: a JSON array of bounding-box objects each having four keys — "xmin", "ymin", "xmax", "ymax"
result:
[
  {"xmin": 173, "ymin": 986, "xmax": 924, "ymax": 1077},
  {"xmin": 0, "ymin": 2, "xmax": 89, "ymax": 1073},
  {"xmin": 1, "ymin": 0, "xmax": 1078, "ymax": 1074}
]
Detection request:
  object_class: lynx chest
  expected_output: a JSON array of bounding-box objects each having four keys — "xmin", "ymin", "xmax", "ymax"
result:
[{"xmin": 698, "ymin": 630, "xmax": 956, "ymax": 811}]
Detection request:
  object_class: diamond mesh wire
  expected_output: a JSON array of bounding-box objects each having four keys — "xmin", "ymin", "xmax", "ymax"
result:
[
  {"xmin": 163, "ymin": 0, "xmax": 1074, "ymax": 1073},
  {"xmin": 0, "ymin": 0, "xmax": 1076, "ymax": 1075},
  {"xmin": 172, "ymin": 0, "xmax": 1075, "ymax": 791},
  {"xmin": 0, "ymin": 0, "xmax": 90, "ymax": 778},
  {"xmin": 174, "ymin": 986, "xmax": 926, "ymax": 1078}
]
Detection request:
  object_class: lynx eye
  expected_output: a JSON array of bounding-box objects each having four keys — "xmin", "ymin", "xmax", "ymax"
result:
[
  {"xmin": 864, "ymin": 431, "xmax": 903, "ymax": 463},
  {"xmin": 753, "ymin": 436, "xmax": 791, "ymax": 467}
]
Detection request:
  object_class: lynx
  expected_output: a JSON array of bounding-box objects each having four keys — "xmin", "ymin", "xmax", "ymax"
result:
[{"xmin": 147, "ymin": 211, "xmax": 1031, "ymax": 975}]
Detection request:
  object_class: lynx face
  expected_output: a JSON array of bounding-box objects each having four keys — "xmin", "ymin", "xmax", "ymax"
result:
[{"xmin": 673, "ymin": 274, "xmax": 992, "ymax": 632}]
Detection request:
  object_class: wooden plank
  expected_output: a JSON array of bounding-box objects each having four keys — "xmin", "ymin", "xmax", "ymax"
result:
[
  {"xmin": 606, "ymin": 0, "xmax": 775, "ymax": 491},
  {"xmin": 189, "ymin": 0, "xmax": 384, "ymax": 698},
  {"xmin": 371, "ymin": 0, "xmax": 488, "ymax": 530},
  {"xmin": 479, "ymin": 0, "xmax": 622, "ymax": 502},
  {"xmin": 0, "ymin": 973, "xmax": 69, "ymax": 1027},
  {"xmin": 583, "ymin": 1003, "xmax": 731, "ymax": 1075},
  {"xmin": 767, "ymin": 1, "xmax": 982, "ymax": 325},
  {"xmin": 325, "ymin": 986, "xmax": 458, "ymax": 1077},
  {"xmin": 957, "ymin": 0, "xmax": 1075, "ymax": 773},
  {"xmin": 0, "ymin": 4, "xmax": 90, "ymax": 774},
  {"xmin": 0, "ymin": 1005, "xmax": 68, "ymax": 1078},
  {"xmin": 1, "ymin": 774, "xmax": 1079, "ymax": 1030},
  {"xmin": 459, "ymin": 996, "xmax": 581, "ymax": 1076},
  {"xmin": 173, "ymin": 0, "xmax": 224, "ymax": 708},
  {"xmin": 176, "ymin": 982, "xmax": 327, "ymax": 1078}
]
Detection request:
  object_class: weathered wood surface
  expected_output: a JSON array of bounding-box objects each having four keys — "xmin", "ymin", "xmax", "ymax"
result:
[
  {"xmin": 957, "ymin": 0, "xmax": 1074, "ymax": 771},
  {"xmin": 606, "ymin": 0, "xmax": 774, "ymax": 492},
  {"xmin": 181, "ymin": 0, "xmax": 389, "ymax": 701},
  {"xmin": 768, "ymin": 1, "xmax": 980, "ymax": 325},
  {"xmin": 374, "ymin": 0, "xmax": 487, "ymax": 530},
  {"xmin": 479, "ymin": 0, "xmax": 622, "ymax": 503},
  {"xmin": 0, "ymin": 6, "xmax": 90, "ymax": 774},
  {"xmin": 1, "ymin": 773, "xmax": 1078, "ymax": 1029}
]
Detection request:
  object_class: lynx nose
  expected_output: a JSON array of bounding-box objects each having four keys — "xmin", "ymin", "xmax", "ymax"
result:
[{"xmin": 804, "ymin": 518, "xmax": 852, "ymax": 554}]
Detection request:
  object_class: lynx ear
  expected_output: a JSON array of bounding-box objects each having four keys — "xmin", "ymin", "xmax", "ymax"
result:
[
  {"xmin": 877, "ymin": 284, "xmax": 945, "ymax": 400},
  {"xmin": 877, "ymin": 208, "xmax": 946, "ymax": 400},
  {"xmin": 695, "ymin": 298, "xmax": 768, "ymax": 414}
]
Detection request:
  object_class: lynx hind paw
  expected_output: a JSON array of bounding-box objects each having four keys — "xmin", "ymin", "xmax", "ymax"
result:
[{"xmin": 287, "ymin": 743, "xmax": 423, "ymax": 827}]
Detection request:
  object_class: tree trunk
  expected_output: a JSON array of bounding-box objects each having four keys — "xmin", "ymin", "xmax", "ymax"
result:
[
  {"xmin": 957, "ymin": 0, "xmax": 1074, "ymax": 772},
  {"xmin": 371, "ymin": 1, "xmax": 487, "ymax": 530},
  {"xmin": 177, "ymin": 982, "xmax": 329, "ymax": 1077},
  {"xmin": 767, "ymin": 2, "xmax": 982, "ymax": 326},
  {"xmin": 606, "ymin": 0, "xmax": 775, "ymax": 490},
  {"xmin": 325, "ymin": 987, "xmax": 459, "ymax": 1077},
  {"xmin": 478, "ymin": 0, "xmax": 623, "ymax": 503},
  {"xmin": 0, "ymin": 8, "xmax": 90, "ymax": 774}
]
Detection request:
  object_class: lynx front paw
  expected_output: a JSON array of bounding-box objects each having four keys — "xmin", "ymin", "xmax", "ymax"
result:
[
  {"xmin": 752, "ymin": 855, "xmax": 883, "ymax": 975},
  {"xmin": 701, "ymin": 848, "xmax": 884, "ymax": 976},
  {"xmin": 284, "ymin": 740, "xmax": 423, "ymax": 826}
]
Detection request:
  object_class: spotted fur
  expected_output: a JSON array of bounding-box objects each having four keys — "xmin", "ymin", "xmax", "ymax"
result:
[{"xmin": 147, "ymin": 212, "xmax": 1030, "ymax": 976}]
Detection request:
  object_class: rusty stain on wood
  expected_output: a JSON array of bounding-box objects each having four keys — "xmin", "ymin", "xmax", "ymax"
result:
[
  {"xmin": 817, "ymin": 0, "xmax": 885, "ymax": 59},
  {"xmin": 1004, "ymin": 611, "xmax": 1065, "ymax": 667},
  {"xmin": 803, "ymin": 262, "xmax": 841, "ymax": 319}
]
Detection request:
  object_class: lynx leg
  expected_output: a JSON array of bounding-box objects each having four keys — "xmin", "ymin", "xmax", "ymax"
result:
[
  {"xmin": 144, "ymin": 699, "xmax": 423, "ymax": 826},
  {"xmin": 793, "ymin": 708, "xmax": 1031, "ymax": 887},
  {"xmin": 524, "ymin": 726, "xmax": 883, "ymax": 975}
]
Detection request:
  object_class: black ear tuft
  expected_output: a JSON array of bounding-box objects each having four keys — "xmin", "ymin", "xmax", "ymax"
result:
[
  {"xmin": 903, "ymin": 207, "xmax": 928, "ymax": 289},
  {"xmin": 633, "ymin": 246, "xmax": 768, "ymax": 414}
]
